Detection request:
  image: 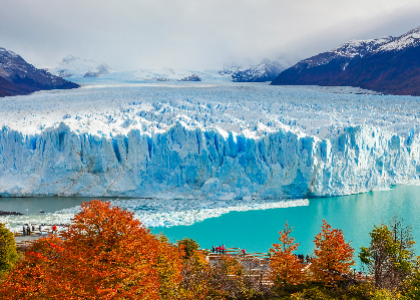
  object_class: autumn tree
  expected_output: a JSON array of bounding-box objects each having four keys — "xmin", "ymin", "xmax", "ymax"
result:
[
  {"xmin": 270, "ymin": 222, "xmax": 307, "ymax": 287},
  {"xmin": 179, "ymin": 249, "xmax": 213, "ymax": 299},
  {"xmin": 0, "ymin": 223, "xmax": 19, "ymax": 279},
  {"xmin": 311, "ymin": 220, "xmax": 355, "ymax": 285},
  {"xmin": 177, "ymin": 237, "xmax": 200, "ymax": 260},
  {"xmin": 0, "ymin": 200, "xmax": 184, "ymax": 299},
  {"xmin": 156, "ymin": 234, "xmax": 184, "ymax": 299},
  {"xmin": 359, "ymin": 217, "xmax": 416, "ymax": 291}
]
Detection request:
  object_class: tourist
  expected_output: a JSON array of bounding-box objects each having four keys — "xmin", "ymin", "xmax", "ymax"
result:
[
  {"xmin": 32, "ymin": 225, "xmax": 35, "ymax": 232},
  {"xmin": 39, "ymin": 225, "xmax": 42, "ymax": 235},
  {"xmin": 222, "ymin": 244, "xmax": 225, "ymax": 254},
  {"xmin": 22, "ymin": 225, "xmax": 25, "ymax": 236},
  {"xmin": 242, "ymin": 249, "xmax": 246, "ymax": 255},
  {"xmin": 52, "ymin": 224, "xmax": 57, "ymax": 235},
  {"xmin": 27, "ymin": 226, "xmax": 31, "ymax": 236},
  {"xmin": 212, "ymin": 246, "xmax": 215, "ymax": 252}
]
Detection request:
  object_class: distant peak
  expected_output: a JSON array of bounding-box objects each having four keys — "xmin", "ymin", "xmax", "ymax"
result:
[
  {"xmin": 61, "ymin": 55, "xmax": 95, "ymax": 65},
  {"xmin": 0, "ymin": 47, "xmax": 19, "ymax": 58},
  {"xmin": 406, "ymin": 26, "xmax": 420, "ymax": 35},
  {"xmin": 376, "ymin": 25, "xmax": 420, "ymax": 52}
]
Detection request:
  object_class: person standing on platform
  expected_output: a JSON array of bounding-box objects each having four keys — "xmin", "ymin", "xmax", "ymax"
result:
[
  {"xmin": 39, "ymin": 225, "xmax": 42, "ymax": 235},
  {"xmin": 52, "ymin": 224, "xmax": 57, "ymax": 235},
  {"xmin": 22, "ymin": 225, "xmax": 25, "ymax": 236}
]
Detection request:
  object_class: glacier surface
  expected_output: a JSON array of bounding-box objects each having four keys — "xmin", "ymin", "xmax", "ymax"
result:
[{"xmin": 1, "ymin": 82, "xmax": 420, "ymax": 201}]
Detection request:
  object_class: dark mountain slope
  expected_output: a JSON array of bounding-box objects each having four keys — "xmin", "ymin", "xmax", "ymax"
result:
[
  {"xmin": 271, "ymin": 27, "xmax": 420, "ymax": 95},
  {"xmin": 0, "ymin": 47, "xmax": 79, "ymax": 97},
  {"xmin": 335, "ymin": 46, "xmax": 420, "ymax": 95}
]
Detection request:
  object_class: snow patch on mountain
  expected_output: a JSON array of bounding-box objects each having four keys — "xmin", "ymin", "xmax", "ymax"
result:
[
  {"xmin": 0, "ymin": 47, "xmax": 79, "ymax": 97},
  {"xmin": 297, "ymin": 37, "xmax": 394, "ymax": 69},
  {"xmin": 83, "ymin": 64, "xmax": 111, "ymax": 78},
  {"xmin": 50, "ymin": 55, "xmax": 113, "ymax": 78},
  {"xmin": 376, "ymin": 26, "xmax": 420, "ymax": 52},
  {"xmin": 331, "ymin": 37, "xmax": 394, "ymax": 58},
  {"xmin": 219, "ymin": 59, "xmax": 286, "ymax": 82},
  {"xmin": 231, "ymin": 59, "xmax": 285, "ymax": 82}
]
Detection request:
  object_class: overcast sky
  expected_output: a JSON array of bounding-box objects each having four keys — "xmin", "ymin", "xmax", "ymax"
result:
[{"xmin": 1, "ymin": 0, "xmax": 420, "ymax": 70}]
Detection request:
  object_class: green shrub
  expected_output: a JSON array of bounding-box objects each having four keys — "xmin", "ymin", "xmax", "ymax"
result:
[
  {"xmin": 371, "ymin": 289, "xmax": 400, "ymax": 300},
  {"xmin": 0, "ymin": 223, "xmax": 18, "ymax": 278}
]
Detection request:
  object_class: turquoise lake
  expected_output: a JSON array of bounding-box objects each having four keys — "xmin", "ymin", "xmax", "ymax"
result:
[
  {"xmin": 2, "ymin": 185, "xmax": 420, "ymax": 262},
  {"xmin": 151, "ymin": 185, "xmax": 420, "ymax": 256}
]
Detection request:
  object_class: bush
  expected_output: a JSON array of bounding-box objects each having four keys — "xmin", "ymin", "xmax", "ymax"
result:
[
  {"xmin": 0, "ymin": 223, "xmax": 18, "ymax": 278},
  {"xmin": 177, "ymin": 237, "xmax": 200, "ymax": 260},
  {"xmin": 371, "ymin": 289, "xmax": 401, "ymax": 300}
]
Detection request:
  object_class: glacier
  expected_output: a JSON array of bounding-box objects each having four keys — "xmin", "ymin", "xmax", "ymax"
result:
[{"xmin": 1, "ymin": 82, "xmax": 420, "ymax": 200}]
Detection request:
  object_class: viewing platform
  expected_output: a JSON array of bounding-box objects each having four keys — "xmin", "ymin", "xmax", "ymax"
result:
[{"xmin": 13, "ymin": 225, "xmax": 67, "ymax": 250}]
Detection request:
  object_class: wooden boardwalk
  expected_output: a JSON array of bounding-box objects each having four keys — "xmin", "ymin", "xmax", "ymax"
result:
[
  {"xmin": 203, "ymin": 248, "xmax": 312, "ymax": 285},
  {"xmin": 205, "ymin": 248, "xmax": 269, "ymax": 285}
]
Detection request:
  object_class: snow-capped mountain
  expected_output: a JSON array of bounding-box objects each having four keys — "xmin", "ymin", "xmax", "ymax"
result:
[
  {"xmin": 50, "ymin": 55, "xmax": 112, "ymax": 78},
  {"xmin": 232, "ymin": 59, "xmax": 285, "ymax": 82},
  {"xmin": 218, "ymin": 62, "xmax": 242, "ymax": 76},
  {"xmin": 272, "ymin": 25, "xmax": 420, "ymax": 95},
  {"xmin": 274, "ymin": 36, "xmax": 393, "ymax": 74},
  {"xmin": 0, "ymin": 47, "xmax": 79, "ymax": 97},
  {"xmin": 219, "ymin": 59, "xmax": 285, "ymax": 82},
  {"xmin": 102, "ymin": 68, "xmax": 229, "ymax": 83},
  {"xmin": 376, "ymin": 26, "xmax": 420, "ymax": 52}
]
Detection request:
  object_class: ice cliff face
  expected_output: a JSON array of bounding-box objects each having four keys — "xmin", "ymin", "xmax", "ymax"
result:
[
  {"xmin": 0, "ymin": 121, "xmax": 419, "ymax": 199},
  {"xmin": 1, "ymin": 83, "xmax": 420, "ymax": 199}
]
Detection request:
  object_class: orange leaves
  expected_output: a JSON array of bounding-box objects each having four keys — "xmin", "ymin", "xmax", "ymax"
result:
[
  {"xmin": 310, "ymin": 220, "xmax": 355, "ymax": 285},
  {"xmin": 0, "ymin": 200, "xmax": 184, "ymax": 300},
  {"xmin": 0, "ymin": 202, "xmax": 357, "ymax": 298},
  {"xmin": 270, "ymin": 220, "xmax": 355, "ymax": 287},
  {"xmin": 270, "ymin": 222, "xmax": 306, "ymax": 286}
]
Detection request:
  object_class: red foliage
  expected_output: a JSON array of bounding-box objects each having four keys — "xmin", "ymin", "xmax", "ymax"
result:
[
  {"xmin": 270, "ymin": 222, "xmax": 307, "ymax": 286},
  {"xmin": 0, "ymin": 200, "xmax": 183, "ymax": 299},
  {"xmin": 310, "ymin": 220, "xmax": 355, "ymax": 285}
]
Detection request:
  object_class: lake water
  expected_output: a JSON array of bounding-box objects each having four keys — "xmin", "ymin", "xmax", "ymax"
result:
[
  {"xmin": 1, "ymin": 185, "xmax": 420, "ymax": 260},
  {"xmin": 150, "ymin": 185, "xmax": 420, "ymax": 256}
]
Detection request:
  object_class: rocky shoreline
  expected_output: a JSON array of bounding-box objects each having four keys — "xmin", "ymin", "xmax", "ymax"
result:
[{"xmin": 0, "ymin": 211, "xmax": 23, "ymax": 216}]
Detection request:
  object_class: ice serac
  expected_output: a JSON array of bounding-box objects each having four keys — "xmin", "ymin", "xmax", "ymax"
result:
[{"xmin": 0, "ymin": 122, "xmax": 419, "ymax": 199}]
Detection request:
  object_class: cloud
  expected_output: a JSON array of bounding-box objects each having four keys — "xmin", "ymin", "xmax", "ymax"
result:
[{"xmin": 1, "ymin": 0, "xmax": 419, "ymax": 70}]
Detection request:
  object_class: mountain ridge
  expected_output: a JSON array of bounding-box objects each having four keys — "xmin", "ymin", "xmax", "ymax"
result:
[
  {"xmin": 271, "ymin": 26, "xmax": 420, "ymax": 96},
  {"xmin": 0, "ymin": 48, "xmax": 79, "ymax": 97}
]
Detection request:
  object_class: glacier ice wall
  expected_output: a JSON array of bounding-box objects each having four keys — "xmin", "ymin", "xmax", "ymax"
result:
[{"xmin": 1, "ymin": 121, "xmax": 419, "ymax": 199}]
